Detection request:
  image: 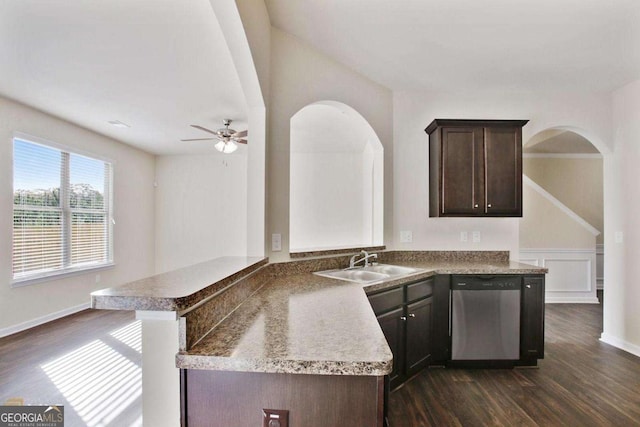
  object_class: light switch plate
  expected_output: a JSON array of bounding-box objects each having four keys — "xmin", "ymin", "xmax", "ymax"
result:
[
  {"xmin": 615, "ymin": 231, "xmax": 624, "ymax": 243},
  {"xmin": 472, "ymin": 231, "xmax": 481, "ymax": 243},
  {"xmin": 460, "ymin": 231, "xmax": 468, "ymax": 242},
  {"xmin": 400, "ymin": 230, "xmax": 413, "ymax": 243},
  {"xmin": 272, "ymin": 233, "xmax": 282, "ymax": 251}
]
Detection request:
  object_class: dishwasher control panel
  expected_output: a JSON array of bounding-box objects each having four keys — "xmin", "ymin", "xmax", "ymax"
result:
[{"xmin": 451, "ymin": 275, "xmax": 521, "ymax": 290}]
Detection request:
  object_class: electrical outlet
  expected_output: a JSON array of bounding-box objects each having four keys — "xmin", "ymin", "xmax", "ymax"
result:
[
  {"xmin": 460, "ymin": 231, "xmax": 468, "ymax": 242},
  {"xmin": 400, "ymin": 230, "xmax": 413, "ymax": 243},
  {"xmin": 272, "ymin": 234, "xmax": 282, "ymax": 251},
  {"xmin": 95, "ymin": 274, "xmax": 101, "ymax": 284},
  {"xmin": 472, "ymin": 231, "xmax": 481, "ymax": 243},
  {"xmin": 263, "ymin": 409, "xmax": 288, "ymax": 427}
]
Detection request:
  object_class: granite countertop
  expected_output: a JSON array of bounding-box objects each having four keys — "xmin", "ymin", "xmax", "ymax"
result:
[
  {"xmin": 91, "ymin": 256, "xmax": 267, "ymax": 312},
  {"xmin": 176, "ymin": 273, "xmax": 394, "ymax": 376},
  {"xmin": 176, "ymin": 258, "xmax": 546, "ymax": 376}
]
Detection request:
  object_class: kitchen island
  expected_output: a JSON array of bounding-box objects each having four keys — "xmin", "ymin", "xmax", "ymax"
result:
[{"xmin": 91, "ymin": 251, "xmax": 546, "ymax": 427}]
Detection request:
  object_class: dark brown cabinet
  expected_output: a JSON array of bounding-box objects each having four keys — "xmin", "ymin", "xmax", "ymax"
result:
[
  {"xmin": 405, "ymin": 296, "xmax": 432, "ymax": 376},
  {"xmin": 426, "ymin": 119, "xmax": 528, "ymax": 217},
  {"xmin": 521, "ymin": 275, "xmax": 545, "ymax": 361},
  {"xmin": 376, "ymin": 306, "xmax": 404, "ymax": 387},
  {"xmin": 368, "ymin": 278, "xmax": 434, "ymax": 389}
]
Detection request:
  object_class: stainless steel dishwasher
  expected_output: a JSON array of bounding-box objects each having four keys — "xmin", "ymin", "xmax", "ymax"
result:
[{"xmin": 451, "ymin": 275, "xmax": 521, "ymax": 360}]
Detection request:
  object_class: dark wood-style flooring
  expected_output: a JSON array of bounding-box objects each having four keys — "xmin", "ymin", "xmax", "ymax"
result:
[
  {"xmin": 389, "ymin": 292, "xmax": 640, "ymax": 426},
  {"xmin": 1, "ymin": 293, "xmax": 639, "ymax": 427}
]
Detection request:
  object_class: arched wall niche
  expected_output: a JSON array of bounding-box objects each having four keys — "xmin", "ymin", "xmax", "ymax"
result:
[{"xmin": 289, "ymin": 100, "xmax": 383, "ymax": 252}]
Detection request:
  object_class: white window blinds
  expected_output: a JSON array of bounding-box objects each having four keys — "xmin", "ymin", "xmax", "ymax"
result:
[{"xmin": 13, "ymin": 138, "xmax": 113, "ymax": 282}]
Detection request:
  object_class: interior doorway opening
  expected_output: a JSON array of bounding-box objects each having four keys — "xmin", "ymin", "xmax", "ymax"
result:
[{"xmin": 520, "ymin": 128, "xmax": 604, "ymax": 305}]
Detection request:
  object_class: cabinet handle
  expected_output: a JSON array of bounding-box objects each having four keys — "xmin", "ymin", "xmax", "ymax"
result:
[
  {"xmin": 487, "ymin": 204, "xmax": 492, "ymax": 208},
  {"xmin": 474, "ymin": 204, "xmax": 479, "ymax": 208},
  {"xmin": 526, "ymin": 284, "xmax": 531, "ymax": 289},
  {"xmin": 401, "ymin": 316, "xmax": 407, "ymax": 321},
  {"xmin": 408, "ymin": 313, "xmax": 416, "ymax": 318}
]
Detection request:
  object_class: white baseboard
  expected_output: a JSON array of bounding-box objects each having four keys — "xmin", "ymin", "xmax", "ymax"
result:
[
  {"xmin": 600, "ymin": 333, "xmax": 640, "ymax": 358},
  {"xmin": 0, "ymin": 302, "xmax": 90, "ymax": 338},
  {"xmin": 546, "ymin": 297, "xmax": 600, "ymax": 304}
]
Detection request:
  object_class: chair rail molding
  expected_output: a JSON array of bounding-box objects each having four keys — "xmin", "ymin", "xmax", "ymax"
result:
[{"xmin": 520, "ymin": 248, "xmax": 598, "ymax": 304}]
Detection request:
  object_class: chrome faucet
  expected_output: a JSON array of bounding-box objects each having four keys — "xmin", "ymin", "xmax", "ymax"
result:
[{"xmin": 349, "ymin": 250, "xmax": 378, "ymax": 268}]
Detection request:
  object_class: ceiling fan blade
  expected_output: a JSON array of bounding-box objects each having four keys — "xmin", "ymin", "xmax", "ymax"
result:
[
  {"xmin": 181, "ymin": 138, "xmax": 216, "ymax": 142},
  {"xmin": 235, "ymin": 139, "xmax": 248, "ymax": 144},
  {"xmin": 234, "ymin": 130, "xmax": 248, "ymax": 138},
  {"xmin": 190, "ymin": 124, "xmax": 219, "ymax": 136}
]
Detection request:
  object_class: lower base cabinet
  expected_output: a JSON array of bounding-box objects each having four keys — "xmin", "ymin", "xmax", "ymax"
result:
[
  {"xmin": 521, "ymin": 275, "xmax": 545, "ymax": 361},
  {"xmin": 405, "ymin": 296, "xmax": 433, "ymax": 377},
  {"xmin": 181, "ymin": 370, "xmax": 385, "ymax": 427},
  {"xmin": 376, "ymin": 307, "xmax": 405, "ymax": 387},
  {"xmin": 368, "ymin": 278, "xmax": 435, "ymax": 389},
  {"xmin": 369, "ymin": 274, "xmax": 546, "ymax": 390}
]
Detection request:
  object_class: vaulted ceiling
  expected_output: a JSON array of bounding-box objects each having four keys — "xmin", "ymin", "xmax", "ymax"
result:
[
  {"xmin": 2, "ymin": 1, "xmax": 639, "ymax": 156},
  {"xmin": 265, "ymin": 0, "xmax": 640, "ymax": 93}
]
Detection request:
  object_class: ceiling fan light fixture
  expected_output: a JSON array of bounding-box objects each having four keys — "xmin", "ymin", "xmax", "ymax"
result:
[{"xmin": 215, "ymin": 140, "xmax": 238, "ymax": 154}]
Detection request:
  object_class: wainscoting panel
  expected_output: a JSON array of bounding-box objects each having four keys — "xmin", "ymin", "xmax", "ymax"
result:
[
  {"xmin": 519, "ymin": 249, "xmax": 599, "ymax": 304},
  {"xmin": 596, "ymin": 244, "xmax": 604, "ymax": 289}
]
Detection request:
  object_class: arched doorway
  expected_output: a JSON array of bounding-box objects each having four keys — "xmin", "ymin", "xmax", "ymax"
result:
[{"xmin": 520, "ymin": 128, "xmax": 604, "ymax": 303}]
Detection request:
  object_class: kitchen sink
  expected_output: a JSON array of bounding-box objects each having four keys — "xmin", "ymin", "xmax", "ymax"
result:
[
  {"xmin": 364, "ymin": 264, "xmax": 419, "ymax": 276},
  {"xmin": 314, "ymin": 264, "xmax": 423, "ymax": 284}
]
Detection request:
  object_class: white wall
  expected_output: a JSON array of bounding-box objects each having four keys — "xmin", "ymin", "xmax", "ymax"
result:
[
  {"xmin": 267, "ymin": 27, "xmax": 393, "ymax": 261},
  {"xmin": 362, "ymin": 142, "xmax": 375, "ymax": 244},
  {"xmin": 211, "ymin": 0, "xmax": 269, "ymax": 257},
  {"xmin": 290, "ymin": 152, "xmax": 365, "ymax": 251},
  {"xmin": 601, "ymin": 78, "xmax": 640, "ymax": 356},
  {"xmin": 0, "ymin": 96, "xmax": 156, "ymax": 335},
  {"xmin": 154, "ymin": 153, "xmax": 247, "ymax": 273},
  {"xmin": 392, "ymin": 89, "xmax": 612, "ymax": 257}
]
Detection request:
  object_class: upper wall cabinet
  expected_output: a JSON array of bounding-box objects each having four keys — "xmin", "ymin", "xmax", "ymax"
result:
[{"xmin": 426, "ymin": 119, "xmax": 529, "ymax": 217}]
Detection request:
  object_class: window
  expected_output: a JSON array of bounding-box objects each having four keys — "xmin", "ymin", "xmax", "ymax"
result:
[{"xmin": 12, "ymin": 137, "xmax": 113, "ymax": 283}]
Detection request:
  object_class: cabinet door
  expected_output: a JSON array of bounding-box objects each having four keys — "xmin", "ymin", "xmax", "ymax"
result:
[
  {"xmin": 377, "ymin": 307, "xmax": 405, "ymax": 389},
  {"xmin": 521, "ymin": 276, "xmax": 545, "ymax": 359},
  {"xmin": 440, "ymin": 127, "xmax": 484, "ymax": 216},
  {"xmin": 430, "ymin": 275, "xmax": 450, "ymax": 363},
  {"xmin": 484, "ymin": 126, "xmax": 522, "ymax": 216},
  {"xmin": 405, "ymin": 297, "xmax": 433, "ymax": 377}
]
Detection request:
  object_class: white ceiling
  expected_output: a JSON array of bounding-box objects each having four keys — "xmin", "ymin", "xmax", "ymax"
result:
[
  {"xmin": 265, "ymin": 0, "xmax": 640, "ymax": 93},
  {"xmin": 0, "ymin": 0, "xmax": 248, "ymax": 155}
]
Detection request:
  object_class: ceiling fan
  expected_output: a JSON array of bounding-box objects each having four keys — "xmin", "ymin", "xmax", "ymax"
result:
[{"xmin": 181, "ymin": 119, "xmax": 248, "ymax": 153}]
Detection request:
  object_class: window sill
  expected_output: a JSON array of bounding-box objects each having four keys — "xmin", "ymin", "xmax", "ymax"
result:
[{"xmin": 11, "ymin": 263, "xmax": 116, "ymax": 288}]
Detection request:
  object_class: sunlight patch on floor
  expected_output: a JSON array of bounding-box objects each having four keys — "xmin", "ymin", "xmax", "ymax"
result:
[
  {"xmin": 110, "ymin": 320, "xmax": 142, "ymax": 353},
  {"xmin": 40, "ymin": 322, "xmax": 142, "ymax": 427}
]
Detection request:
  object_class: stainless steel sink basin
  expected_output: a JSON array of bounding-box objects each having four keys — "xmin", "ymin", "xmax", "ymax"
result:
[
  {"xmin": 314, "ymin": 264, "xmax": 423, "ymax": 284},
  {"xmin": 364, "ymin": 264, "xmax": 419, "ymax": 276},
  {"xmin": 315, "ymin": 269, "xmax": 389, "ymax": 284}
]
